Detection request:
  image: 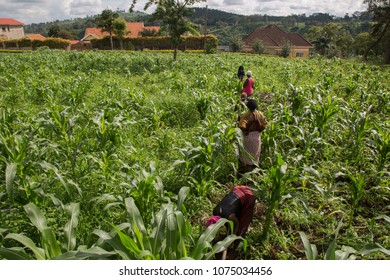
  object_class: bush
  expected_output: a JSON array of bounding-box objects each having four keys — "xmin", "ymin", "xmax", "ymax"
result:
[
  {"xmin": 32, "ymin": 38, "xmax": 71, "ymax": 50},
  {"xmin": 91, "ymin": 35, "xmax": 218, "ymax": 53}
]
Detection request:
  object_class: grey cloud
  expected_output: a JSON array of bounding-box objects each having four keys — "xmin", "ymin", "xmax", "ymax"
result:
[
  {"xmin": 70, "ymin": 0, "xmax": 102, "ymax": 16},
  {"xmin": 223, "ymin": 0, "xmax": 244, "ymax": 5},
  {"xmin": 3, "ymin": 0, "xmax": 45, "ymax": 3},
  {"xmin": 289, "ymin": 5, "xmax": 311, "ymax": 10}
]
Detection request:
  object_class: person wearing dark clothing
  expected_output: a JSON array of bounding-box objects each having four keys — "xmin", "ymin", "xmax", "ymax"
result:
[
  {"xmin": 207, "ymin": 185, "xmax": 255, "ymax": 236},
  {"xmin": 237, "ymin": 65, "xmax": 245, "ymax": 81}
]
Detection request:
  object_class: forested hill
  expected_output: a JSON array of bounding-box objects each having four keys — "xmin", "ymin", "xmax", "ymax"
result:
[{"xmin": 24, "ymin": 7, "xmax": 372, "ymax": 45}]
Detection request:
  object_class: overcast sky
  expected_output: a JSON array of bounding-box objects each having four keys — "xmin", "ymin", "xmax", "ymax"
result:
[{"xmin": 1, "ymin": 0, "xmax": 367, "ymax": 25}]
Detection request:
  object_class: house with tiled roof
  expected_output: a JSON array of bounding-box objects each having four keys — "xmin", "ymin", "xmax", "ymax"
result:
[
  {"xmin": 80, "ymin": 22, "xmax": 160, "ymax": 42},
  {"xmin": 243, "ymin": 25, "xmax": 312, "ymax": 57},
  {"xmin": 25, "ymin": 33, "xmax": 46, "ymax": 40},
  {"xmin": 0, "ymin": 18, "xmax": 24, "ymax": 39}
]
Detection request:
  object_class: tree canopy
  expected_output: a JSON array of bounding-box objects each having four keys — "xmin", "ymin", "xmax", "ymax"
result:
[
  {"xmin": 130, "ymin": 0, "xmax": 205, "ymax": 60},
  {"xmin": 363, "ymin": 0, "xmax": 390, "ymax": 62},
  {"xmin": 96, "ymin": 9, "xmax": 120, "ymax": 50}
]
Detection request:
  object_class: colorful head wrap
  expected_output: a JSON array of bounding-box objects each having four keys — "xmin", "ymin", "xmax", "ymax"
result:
[{"xmin": 205, "ymin": 215, "xmax": 221, "ymax": 227}]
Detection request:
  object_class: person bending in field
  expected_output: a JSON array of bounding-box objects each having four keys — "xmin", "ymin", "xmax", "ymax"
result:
[
  {"xmin": 205, "ymin": 185, "xmax": 256, "ymax": 259},
  {"xmin": 206, "ymin": 185, "xmax": 255, "ymax": 237}
]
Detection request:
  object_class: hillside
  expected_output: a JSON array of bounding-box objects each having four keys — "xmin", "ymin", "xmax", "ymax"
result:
[{"xmin": 24, "ymin": 7, "xmax": 372, "ymax": 45}]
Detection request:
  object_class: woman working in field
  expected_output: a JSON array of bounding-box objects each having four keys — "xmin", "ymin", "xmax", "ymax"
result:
[
  {"xmin": 238, "ymin": 99, "xmax": 268, "ymax": 173},
  {"xmin": 206, "ymin": 185, "xmax": 255, "ymax": 237},
  {"xmin": 242, "ymin": 71, "xmax": 255, "ymax": 97},
  {"xmin": 205, "ymin": 185, "xmax": 256, "ymax": 259}
]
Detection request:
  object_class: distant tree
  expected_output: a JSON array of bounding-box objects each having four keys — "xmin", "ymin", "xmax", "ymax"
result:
[
  {"xmin": 47, "ymin": 25, "xmax": 60, "ymax": 37},
  {"xmin": 228, "ymin": 33, "xmax": 244, "ymax": 52},
  {"xmin": 96, "ymin": 9, "xmax": 120, "ymax": 50},
  {"xmin": 280, "ymin": 40, "xmax": 291, "ymax": 58},
  {"xmin": 252, "ymin": 39, "xmax": 264, "ymax": 54},
  {"xmin": 113, "ymin": 18, "xmax": 129, "ymax": 50},
  {"xmin": 363, "ymin": 0, "xmax": 390, "ymax": 63},
  {"xmin": 306, "ymin": 23, "xmax": 353, "ymax": 57},
  {"xmin": 130, "ymin": 0, "xmax": 204, "ymax": 60},
  {"xmin": 354, "ymin": 32, "xmax": 374, "ymax": 55},
  {"xmin": 58, "ymin": 30, "xmax": 73, "ymax": 40},
  {"xmin": 140, "ymin": 29, "xmax": 159, "ymax": 37}
]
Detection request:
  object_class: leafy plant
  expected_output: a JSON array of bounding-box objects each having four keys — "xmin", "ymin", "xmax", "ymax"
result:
[
  {"xmin": 94, "ymin": 187, "xmax": 243, "ymax": 259},
  {"xmin": 0, "ymin": 203, "xmax": 112, "ymax": 259}
]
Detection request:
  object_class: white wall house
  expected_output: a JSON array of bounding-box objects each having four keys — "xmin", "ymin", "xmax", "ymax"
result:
[{"xmin": 0, "ymin": 18, "xmax": 24, "ymax": 39}]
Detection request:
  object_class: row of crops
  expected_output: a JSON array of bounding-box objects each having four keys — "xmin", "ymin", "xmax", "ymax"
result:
[{"xmin": 0, "ymin": 50, "xmax": 389, "ymax": 260}]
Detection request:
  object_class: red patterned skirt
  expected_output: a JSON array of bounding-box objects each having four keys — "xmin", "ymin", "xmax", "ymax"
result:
[{"xmin": 239, "ymin": 131, "xmax": 261, "ymax": 166}]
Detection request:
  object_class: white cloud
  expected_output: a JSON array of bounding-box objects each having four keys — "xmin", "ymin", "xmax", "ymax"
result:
[
  {"xmin": 70, "ymin": 0, "xmax": 102, "ymax": 16},
  {"xmin": 0, "ymin": 0, "xmax": 367, "ymax": 24}
]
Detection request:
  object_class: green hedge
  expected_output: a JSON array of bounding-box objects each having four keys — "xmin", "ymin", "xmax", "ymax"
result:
[
  {"xmin": 1, "ymin": 38, "xmax": 71, "ymax": 50},
  {"xmin": 91, "ymin": 35, "xmax": 218, "ymax": 52}
]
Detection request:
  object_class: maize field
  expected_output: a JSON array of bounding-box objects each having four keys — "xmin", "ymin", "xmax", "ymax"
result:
[{"xmin": 0, "ymin": 50, "xmax": 389, "ymax": 260}]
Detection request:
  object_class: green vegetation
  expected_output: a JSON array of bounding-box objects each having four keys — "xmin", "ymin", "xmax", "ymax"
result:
[{"xmin": 0, "ymin": 51, "xmax": 389, "ymax": 260}]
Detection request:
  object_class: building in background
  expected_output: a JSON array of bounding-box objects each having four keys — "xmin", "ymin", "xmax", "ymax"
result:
[
  {"xmin": 243, "ymin": 24, "xmax": 312, "ymax": 57},
  {"xmin": 0, "ymin": 18, "xmax": 24, "ymax": 39},
  {"xmin": 80, "ymin": 22, "xmax": 160, "ymax": 42}
]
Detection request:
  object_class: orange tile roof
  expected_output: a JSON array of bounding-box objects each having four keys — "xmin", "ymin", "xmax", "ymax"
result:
[
  {"xmin": 0, "ymin": 18, "xmax": 24, "ymax": 25},
  {"xmin": 26, "ymin": 34, "xmax": 46, "ymax": 40},
  {"xmin": 83, "ymin": 22, "xmax": 160, "ymax": 39}
]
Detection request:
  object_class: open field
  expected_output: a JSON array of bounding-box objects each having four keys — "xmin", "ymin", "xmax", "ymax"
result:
[{"xmin": 0, "ymin": 50, "xmax": 389, "ymax": 260}]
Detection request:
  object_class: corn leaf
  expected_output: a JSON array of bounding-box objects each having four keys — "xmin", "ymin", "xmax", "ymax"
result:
[
  {"xmin": 205, "ymin": 234, "xmax": 244, "ymax": 260},
  {"xmin": 23, "ymin": 203, "xmax": 47, "ymax": 233},
  {"xmin": 113, "ymin": 225, "xmax": 142, "ymax": 258},
  {"xmin": 165, "ymin": 204, "xmax": 177, "ymax": 259},
  {"xmin": 177, "ymin": 187, "xmax": 190, "ymax": 212},
  {"xmin": 174, "ymin": 210, "xmax": 188, "ymax": 258},
  {"xmin": 39, "ymin": 161, "xmax": 70, "ymax": 195},
  {"xmin": 5, "ymin": 233, "xmax": 45, "ymax": 260},
  {"xmin": 93, "ymin": 229, "xmax": 131, "ymax": 260},
  {"xmin": 41, "ymin": 227, "xmax": 62, "ymax": 259},
  {"xmin": 5, "ymin": 162, "xmax": 17, "ymax": 200},
  {"xmin": 0, "ymin": 247, "xmax": 32, "ymax": 260},
  {"xmin": 124, "ymin": 197, "xmax": 151, "ymax": 251},
  {"xmin": 191, "ymin": 218, "xmax": 230, "ymax": 260},
  {"xmin": 150, "ymin": 208, "xmax": 167, "ymax": 255},
  {"xmin": 359, "ymin": 243, "xmax": 390, "ymax": 256},
  {"xmin": 299, "ymin": 231, "xmax": 318, "ymax": 260},
  {"xmin": 63, "ymin": 203, "xmax": 80, "ymax": 252},
  {"xmin": 77, "ymin": 247, "xmax": 116, "ymax": 258}
]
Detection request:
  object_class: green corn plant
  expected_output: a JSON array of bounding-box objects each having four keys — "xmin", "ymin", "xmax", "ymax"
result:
[
  {"xmin": 94, "ymin": 187, "xmax": 244, "ymax": 259},
  {"xmin": 0, "ymin": 131, "xmax": 39, "ymax": 203},
  {"xmin": 311, "ymin": 95, "xmax": 339, "ymax": 137},
  {"xmin": 0, "ymin": 203, "xmax": 113, "ymax": 259},
  {"xmin": 193, "ymin": 90, "xmax": 211, "ymax": 121},
  {"xmin": 299, "ymin": 217, "xmax": 390, "ymax": 260},
  {"xmin": 346, "ymin": 172, "xmax": 366, "ymax": 221},
  {"xmin": 126, "ymin": 162, "xmax": 164, "ymax": 223},
  {"xmin": 92, "ymin": 110, "xmax": 122, "ymax": 150},
  {"xmin": 345, "ymin": 108, "xmax": 371, "ymax": 161},
  {"xmin": 371, "ymin": 127, "xmax": 390, "ymax": 172},
  {"xmin": 293, "ymin": 125, "xmax": 323, "ymax": 162},
  {"xmin": 261, "ymin": 154, "xmax": 297, "ymax": 241},
  {"xmin": 288, "ymin": 85, "xmax": 309, "ymax": 116}
]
